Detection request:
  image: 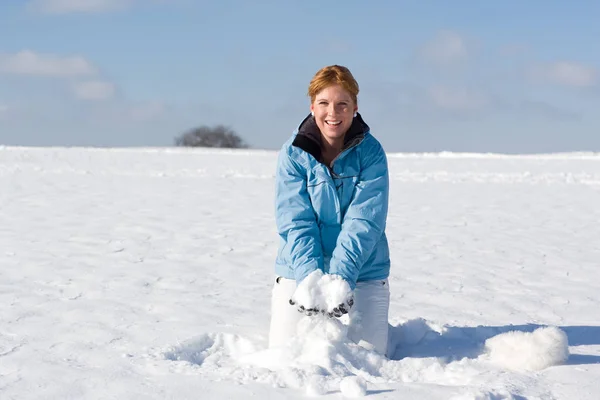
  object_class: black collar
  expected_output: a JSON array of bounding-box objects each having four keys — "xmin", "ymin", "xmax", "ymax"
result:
[{"xmin": 292, "ymin": 113, "xmax": 370, "ymax": 162}]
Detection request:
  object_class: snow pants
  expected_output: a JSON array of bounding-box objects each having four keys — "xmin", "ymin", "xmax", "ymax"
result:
[{"xmin": 268, "ymin": 276, "xmax": 390, "ymax": 356}]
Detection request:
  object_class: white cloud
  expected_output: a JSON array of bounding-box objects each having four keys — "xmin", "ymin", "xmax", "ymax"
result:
[
  {"xmin": 529, "ymin": 61, "xmax": 598, "ymax": 87},
  {"xmin": 419, "ymin": 30, "xmax": 469, "ymax": 66},
  {"xmin": 0, "ymin": 50, "xmax": 96, "ymax": 77},
  {"xmin": 72, "ymin": 80, "xmax": 116, "ymax": 100},
  {"xmin": 428, "ymin": 86, "xmax": 489, "ymax": 111},
  {"xmin": 28, "ymin": 0, "xmax": 134, "ymax": 14}
]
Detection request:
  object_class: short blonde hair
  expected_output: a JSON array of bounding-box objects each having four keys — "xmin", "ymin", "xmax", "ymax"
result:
[{"xmin": 307, "ymin": 65, "xmax": 359, "ymax": 104}]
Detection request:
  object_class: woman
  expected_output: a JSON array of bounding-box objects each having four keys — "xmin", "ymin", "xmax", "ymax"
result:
[{"xmin": 269, "ymin": 65, "xmax": 391, "ymax": 356}]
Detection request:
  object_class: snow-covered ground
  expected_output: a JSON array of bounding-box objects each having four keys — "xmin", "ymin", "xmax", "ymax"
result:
[{"xmin": 1, "ymin": 146, "xmax": 599, "ymax": 399}]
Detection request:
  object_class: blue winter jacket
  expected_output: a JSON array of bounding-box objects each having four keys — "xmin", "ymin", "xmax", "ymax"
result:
[{"xmin": 274, "ymin": 113, "xmax": 390, "ymax": 290}]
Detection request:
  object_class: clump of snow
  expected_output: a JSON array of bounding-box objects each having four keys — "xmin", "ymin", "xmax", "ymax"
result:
[
  {"xmin": 289, "ymin": 269, "xmax": 324, "ymax": 310},
  {"xmin": 291, "ymin": 270, "xmax": 353, "ymax": 314},
  {"xmin": 339, "ymin": 376, "xmax": 367, "ymax": 397},
  {"xmin": 484, "ymin": 326, "xmax": 569, "ymax": 371}
]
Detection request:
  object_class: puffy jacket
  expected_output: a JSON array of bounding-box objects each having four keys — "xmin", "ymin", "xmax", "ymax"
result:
[{"xmin": 274, "ymin": 113, "xmax": 390, "ymax": 290}]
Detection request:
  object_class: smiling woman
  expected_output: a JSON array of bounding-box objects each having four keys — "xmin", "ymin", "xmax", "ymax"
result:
[
  {"xmin": 269, "ymin": 65, "xmax": 392, "ymax": 357},
  {"xmin": 312, "ymin": 110, "xmax": 354, "ymax": 165},
  {"xmin": 308, "ymin": 66, "xmax": 359, "ymax": 166}
]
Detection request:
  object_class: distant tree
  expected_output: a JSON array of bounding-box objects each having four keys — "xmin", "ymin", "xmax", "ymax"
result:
[{"xmin": 174, "ymin": 125, "xmax": 249, "ymax": 149}]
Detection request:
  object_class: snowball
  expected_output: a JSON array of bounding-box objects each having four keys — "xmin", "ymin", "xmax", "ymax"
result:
[
  {"xmin": 484, "ymin": 326, "xmax": 569, "ymax": 371},
  {"xmin": 291, "ymin": 270, "xmax": 352, "ymax": 314},
  {"xmin": 339, "ymin": 376, "xmax": 367, "ymax": 398}
]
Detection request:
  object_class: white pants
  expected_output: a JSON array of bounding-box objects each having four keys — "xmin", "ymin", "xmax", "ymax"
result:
[{"xmin": 268, "ymin": 276, "xmax": 390, "ymax": 356}]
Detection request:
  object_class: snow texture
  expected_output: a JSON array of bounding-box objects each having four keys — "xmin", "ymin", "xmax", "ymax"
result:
[
  {"xmin": 340, "ymin": 376, "xmax": 368, "ymax": 397},
  {"xmin": 1, "ymin": 146, "xmax": 600, "ymax": 399}
]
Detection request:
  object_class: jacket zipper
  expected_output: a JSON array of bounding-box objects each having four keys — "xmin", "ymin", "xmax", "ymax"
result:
[
  {"xmin": 329, "ymin": 134, "xmax": 363, "ymax": 172},
  {"xmin": 325, "ymin": 138, "xmax": 363, "ymax": 223}
]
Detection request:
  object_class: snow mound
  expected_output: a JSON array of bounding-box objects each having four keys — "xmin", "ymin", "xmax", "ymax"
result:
[
  {"xmin": 162, "ymin": 317, "xmax": 475, "ymax": 395},
  {"xmin": 239, "ymin": 314, "xmax": 388, "ymax": 379},
  {"xmin": 484, "ymin": 326, "xmax": 569, "ymax": 371}
]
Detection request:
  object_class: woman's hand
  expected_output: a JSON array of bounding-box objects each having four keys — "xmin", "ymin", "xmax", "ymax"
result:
[{"xmin": 328, "ymin": 296, "xmax": 354, "ymax": 318}]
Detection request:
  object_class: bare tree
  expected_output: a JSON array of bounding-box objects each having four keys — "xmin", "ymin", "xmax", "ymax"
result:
[{"xmin": 174, "ymin": 125, "xmax": 248, "ymax": 149}]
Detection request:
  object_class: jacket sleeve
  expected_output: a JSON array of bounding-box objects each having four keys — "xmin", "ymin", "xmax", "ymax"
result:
[
  {"xmin": 328, "ymin": 141, "xmax": 389, "ymax": 289},
  {"xmin": 275, "ymin": 148, "xmax": 324, "ymax": 283}
]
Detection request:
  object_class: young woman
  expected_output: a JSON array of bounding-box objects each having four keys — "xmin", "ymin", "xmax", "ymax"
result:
[{"xmin": 269, "ymin": 65, "xmax": 391, "ymax": 356}]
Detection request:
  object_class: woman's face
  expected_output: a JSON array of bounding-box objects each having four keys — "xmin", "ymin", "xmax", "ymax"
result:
[{"xmin": 310, "ymin": 84, "xmax": 357, "ymax": 146}]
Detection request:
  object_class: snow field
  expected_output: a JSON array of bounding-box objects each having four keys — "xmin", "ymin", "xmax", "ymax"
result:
[{"xmin": 1, "ymin": 147, "xmax": 599, "ymax": 399}]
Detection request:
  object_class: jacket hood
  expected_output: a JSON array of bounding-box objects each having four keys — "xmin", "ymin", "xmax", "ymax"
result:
[{"xmin": 292, "ymin": 113, "xmax": 370, "ymax": 162}]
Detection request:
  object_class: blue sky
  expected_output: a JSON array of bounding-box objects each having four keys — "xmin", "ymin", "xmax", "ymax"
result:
[{"xmin": 1, "ymin": 0, "xmax": 599, "ymax": 153}]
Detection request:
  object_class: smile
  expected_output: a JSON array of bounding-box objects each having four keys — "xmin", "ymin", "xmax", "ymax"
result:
[{"xmin": 325, "ymin": 120, "xmax": 341, "ymax": 126}]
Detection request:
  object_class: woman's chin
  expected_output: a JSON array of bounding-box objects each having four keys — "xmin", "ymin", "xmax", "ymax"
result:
[
  {"xmin": 322, "ymin": 132, "xmax": 345, "ymax": 143},
  {"xmin": 322, "ymin": 124, "xmax": 347, "ymax": 138}
]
